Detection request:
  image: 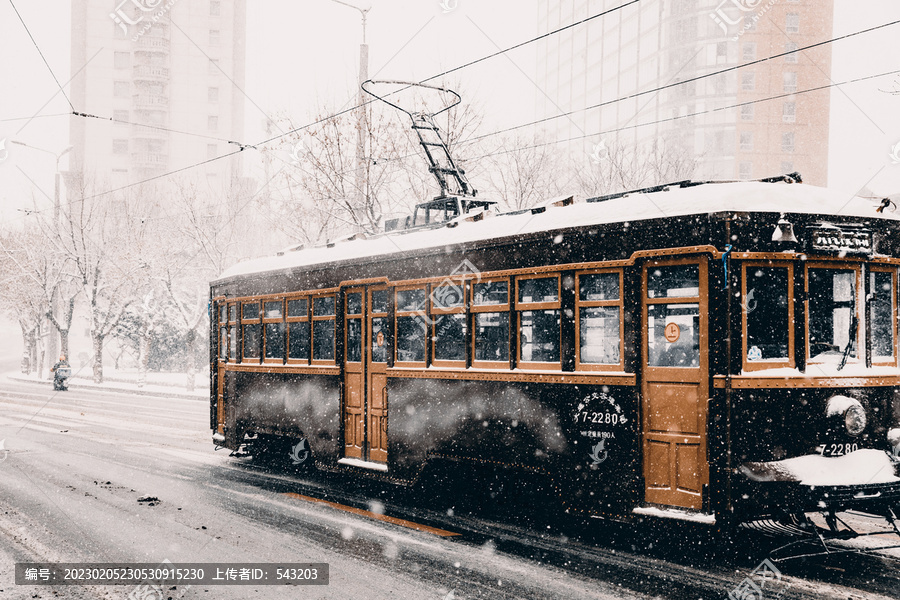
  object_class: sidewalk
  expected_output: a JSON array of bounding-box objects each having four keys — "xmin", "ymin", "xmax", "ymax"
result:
[{"xmin": 6, "ymin": 367, "xmax": 208, "ymax": 400}]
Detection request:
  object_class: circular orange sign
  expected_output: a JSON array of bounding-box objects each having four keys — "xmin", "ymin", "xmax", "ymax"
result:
[
  {"xmin": 664, "ymin": 323, "xmax": 680, "ymax": 343},
  {"xmin": 376, "ymin": 331, "xmax": 385, "ymax": 347}
]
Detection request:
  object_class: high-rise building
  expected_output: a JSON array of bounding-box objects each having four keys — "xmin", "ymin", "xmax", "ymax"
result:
[
  {"xmin": 68, "ymin": 0, "xmax": 247, "ymax": 189},
  {"xmin": 536, "ymin": 0, "xmax": 833, "ymax": 185}
]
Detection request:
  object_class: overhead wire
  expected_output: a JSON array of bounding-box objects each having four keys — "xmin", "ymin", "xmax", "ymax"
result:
[
  {"xmin": 11, "ymin": 8, "xmax": 900, "ymax": 219},
  {"xmin": 6, "ymin": 0, "xmax": 74, "ymax": 111}
]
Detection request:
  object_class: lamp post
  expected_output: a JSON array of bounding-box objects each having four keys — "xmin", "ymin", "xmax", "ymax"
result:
[
  {"xmin": 11, "ymin": 141, "xmax": 73, "ymax": 221},
  {"xmin": 11, "ymin": 141, "xmax": 74, "ymax": 374},
  {"xmin": 329, "ymin": 0, "xmax": 371, "ymax": 228}
]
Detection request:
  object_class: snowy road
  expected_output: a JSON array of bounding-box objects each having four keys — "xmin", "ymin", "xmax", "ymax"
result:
[{"xmin": 0, "ymin": 376, "xmax": 898, "ymax": 600}]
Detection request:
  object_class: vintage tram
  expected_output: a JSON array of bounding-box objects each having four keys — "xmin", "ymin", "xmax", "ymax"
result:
[{"xmin": 209, "ymin": 175, "xmax": 900, "ymax": 542}]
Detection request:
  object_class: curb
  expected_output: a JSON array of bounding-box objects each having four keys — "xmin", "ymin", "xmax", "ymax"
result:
[{"xmin": 7, "ymin": 373, "xmax": 208, "ymax": 401}]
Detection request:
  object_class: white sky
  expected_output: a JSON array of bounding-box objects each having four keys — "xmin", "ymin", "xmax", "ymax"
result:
[{"xmin": 1, "ymin": 0, "xmax": 899, "ymax": 226}]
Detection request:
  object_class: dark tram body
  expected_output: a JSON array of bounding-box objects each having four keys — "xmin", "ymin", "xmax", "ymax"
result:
[{"xmin": 210, "ymin": 179, "xmax": 900, "ymax": 530}]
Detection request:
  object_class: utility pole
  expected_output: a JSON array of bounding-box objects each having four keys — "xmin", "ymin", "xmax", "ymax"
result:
[
  {"xmin": 330, "ymin": 0, "xmax": 371, "ymax": 229},
  {"xmin": 11, "ymin": 141, "xmax": 74, "ymax": 375}
]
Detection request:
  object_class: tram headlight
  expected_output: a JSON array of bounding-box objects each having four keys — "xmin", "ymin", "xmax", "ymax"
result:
[
  {"xmin": 844, "ymin": 405, "xmax": 867, "ymax": 437},
  {"xmin": 888, "ymin": 428, "xmax": 900, "ymax": 458},
  {"xmin": 826, "ymin": 395, "xmax": 867, "ymax": 437}
]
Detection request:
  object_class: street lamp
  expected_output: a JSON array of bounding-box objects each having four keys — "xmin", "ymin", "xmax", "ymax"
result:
[
  {"xmin": 10, "ymin": 141, "xmax": 74, "ymax": 220},
  {"xmin": 329, "ymin": 0, "xmax": 371, "ymax": 228},
  {"xmin": 10, "ymin": 140, "xmax": 74, "ymax": 375}
]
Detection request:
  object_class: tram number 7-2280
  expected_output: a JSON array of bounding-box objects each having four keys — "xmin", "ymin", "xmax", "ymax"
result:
[
  {"xmin": 820, "ymin": 442, "xmax": 859, "ymax": 457},
  {"xmin": 575, "ymin": 412, "xmax": 621, "ymax": 425}
]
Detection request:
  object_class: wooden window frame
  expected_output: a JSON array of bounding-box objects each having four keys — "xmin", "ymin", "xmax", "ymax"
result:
[
  {"xmin": 310, "ymin": 292, "xmax": 337, "ymax": 365},
  {"xmin": 471, "ymin": 276, "xmax": 511, "ymax": 370},
  {"xmin": 394, "ymin": 284, "xmax": 428, "ymax": 367},
  {"xmin": 431, "ymin": 282, "xmax": 467, "ymax": 368},
  {"xmin": 805, "ymin": 262, "xmax": 862, "ymax": 366},
  {"xmin": 344, "ymin": 288, "xmax": 365, "ymax": 365},
  {"xmin": 515, "ymin": 273, "xmax": 562, "ymax": 370},
  {"xmin": 575, "ymin": 268, "xmax": 624, "ymax": 372},
  {"xmin": 742, "ymin": 261, "xmax": 795, "ymax": 372},
  {"xmin": 241, "ymin": 300, "xmax": 262, "ymax": 362},
  {"xmin": 227, "ymin": 302, "xmax": 238, "ymax": 361},
  {"xmin": 285, "ymin": 295, "xmax": 311, "ymax": 365},
  {"xmin": 369, "ymin": 286, "xmax": 391, "ymax": 365},
  {"xmin": 869, "ymin": 265, "xmax": 898, "ymax": 367},
  {"xmin": 217, "ymin": 301, "xmax": 228, "ymax": 362},
  {"xmin": 262, "ymin": 298, "xmax": 285, "ymax": 364}
]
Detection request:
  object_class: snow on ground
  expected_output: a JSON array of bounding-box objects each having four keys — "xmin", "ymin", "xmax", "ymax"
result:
[{"xmin": 6, "ymin": 367, "xmax": 208, "ymax": 399}]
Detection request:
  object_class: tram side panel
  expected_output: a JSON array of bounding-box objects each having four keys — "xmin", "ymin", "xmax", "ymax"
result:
[
  {"xmin": 386, "ymin": 377, "xmax": 641, "ymax": 514},
  {"xmin": 221, "ymin": 371, "xmax": 342, "ymax": 461}
]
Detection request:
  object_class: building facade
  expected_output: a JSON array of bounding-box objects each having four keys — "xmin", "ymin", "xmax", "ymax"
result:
[
  {"xmin": 535, "ymin": 0, "xmax": 833, "ymax": 185},
  {"xmin": 69, "ymin": 0, "xmax": 247, "ymax": 189}
]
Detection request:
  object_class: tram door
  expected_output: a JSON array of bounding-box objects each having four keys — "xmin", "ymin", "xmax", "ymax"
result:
[
  {"xmin": 342, "ymin": 287, "xmax": 389, "ymax": 465},
  {"xmin": 641, "ymin": 258, "xmax": 709, "ymax": 510}
]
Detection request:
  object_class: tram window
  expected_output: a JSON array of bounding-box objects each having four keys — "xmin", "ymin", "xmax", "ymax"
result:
[
  {"xmin": 474, "ymin": 312, "xmax": 510, "ymax": 362},
  {"xmin": 520, "ymin": 310, "xmax": 561, "ymax": 362},
  {"xmin": 371, "ymin": 289, "xmax": 389, "ymax": 313},
  {"xmin": 228, "ymin": 303, "xmax": 237, "ymax": 360},
  {"xmin": 265, "ymin": 301, "xmax": 282, "ymax": 319},
  {"xmin": 435, "ymin": 313, "xmax": 467, "ymax": 362},
  {"xmin": 395, "ymin": 287, "xmax": 427, "ymax": 364},
  {"xmin": 647, "ymin": 303, "xmax": 700, "ymax": 367},
  {"xmin": 242, "ymin": 302, "xmax": 260, "ymax": 320},
  {"xmin": 262, "ymin": 300, "xmax": 285, "ymax": 361},
  {"xmin": 265, "ymin": 323, "xmax": 285, "ymax": 359},
  {"xmin": 312, "ymin": 294, "xmax": 336, "ymax": 362},
  {"xmin": 745, "ymin": 266, "xmax": 790, "ymax": 361},
  {"xmin": 473, "ymin": 281, "xmax": 508, "ymax": 305},
  {"xmin": 287, "ymin": 298, "xmax": 308, "ymax": 317},
  {"xmin": 518, "ymin": 277, "xmax": 559, "ymax": 303},
  {"xmin": 242, "ymin": 301, "xmax": 261, "ymax": 359},
  {"xmin": 577, "ymin": 271, "xmax": 623, "ymax": 368},
  {"xmin": 243, "ymin": 323, "xmax": 261, "ymax": 359},
  {"xmin": 472, "ymin": 278, "xmax": 511, "ymax": 366},
  {"xmin": 580, "ymin": 307, "xmax": 620, "ymax": 364},
  {"xmin": 346, "ymin": 317, "xmax": 362, "ymax": 363},
  {"xmin": 288, "ymin": 321, "xmax": 310, "ymax": 360},
  {"xmin": 347, "ymin": 292, "xmax": 362, "ymax": 316},
  {"xmin": 396, "ymin": 316, "xmax": 426, "ymax": 362},
  {"xmin": 580, "ymin": 273, "xmax": 619, "ymax": 301},
  {"xmin": 218, "ymin": 303, "xmax": 227, "ymax": 360},
  {"xmin": 517, "ymin": 275, "xmax": 561, "ymax": 366},
  {"xmin": 219, "ymin": 326, "xmax": 228, "ymax": 360},
  {"xmin": 872, "ymin": 270, "xmax": 896, "ymax": 360},
  {"xmin": 312, "ymin": 320, "xmax": 335, "ymax": 361},
  {"xmin": 432, "ymin": 284, "xmax": 465, "ymax": 311},
  {"xmin": 396, "ymin": 289, "xmax": 426, "ymax": 313},
  {"xmin": 314, "ymin": 295, "xmax": 335, "ymax": 317},
  {"xmin": 647, "ymin": 265, "xmax": 699, "ymax": 298},
  {"xmin": 371, "ymin": 316, "xmax": 389, "ymax": 363},
  {"xmin": 808, "ymin": 268, "xmax": 857, "ymax": 361}
]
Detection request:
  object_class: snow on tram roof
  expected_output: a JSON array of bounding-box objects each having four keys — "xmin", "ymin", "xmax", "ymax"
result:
[{"xmin": 214, "ymin": 181, "xmax": 897, "ymax": 282}]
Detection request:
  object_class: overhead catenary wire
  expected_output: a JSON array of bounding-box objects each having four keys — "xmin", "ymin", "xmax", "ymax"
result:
[
  {"xmin": 463, "ymin": 68, "xmax": 900, "ymax": 161},
  {"xmin": 6, "ymin": 0, "xmax": 74, "ymax": 112},
  {"xmin": 461, "ymin": 17, "xmax": 900, "ymax": 145},
  {"xmin": 12, "ymin": 9, "xmax": 900, "ymax": 219},
  {"xmin": 253, "ymin": 0, "xmax": 643, "ymax": 147}
]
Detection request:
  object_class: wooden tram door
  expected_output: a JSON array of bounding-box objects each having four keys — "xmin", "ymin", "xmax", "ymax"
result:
[
  {"xmin": 342, "ymin": 287, "xmax": 389, "ymax": 465},
  {"xmin": 641, "ymin": 258, "xmax": 709, "ymax": 510}
]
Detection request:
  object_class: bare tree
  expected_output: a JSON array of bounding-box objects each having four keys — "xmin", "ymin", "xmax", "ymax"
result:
[
  {"xmin": 572, "ymin": 137, "xmax": 698, "ymax": 198},
  {"xmin": 0, "ymin": 226, "xmax": 51, "ymax": 377},
  {"xmin": 58, "ymin": 174, "xmax": 148, "ymax": 383},
  {"xmin": 482, "ymin": 133, "xmax": 566, "ymax": 210}
]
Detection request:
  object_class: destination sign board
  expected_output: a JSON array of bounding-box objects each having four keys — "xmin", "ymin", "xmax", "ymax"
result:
[{"xmin": 805, "ymin": 225, "xmax": 873, "ymax": 256}]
